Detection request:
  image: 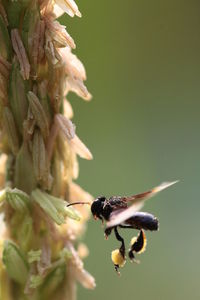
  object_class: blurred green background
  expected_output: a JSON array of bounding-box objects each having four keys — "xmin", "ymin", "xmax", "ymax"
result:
[{"xmin": 61, "ymin": 1, "xmax": 200, "ymax": 299}]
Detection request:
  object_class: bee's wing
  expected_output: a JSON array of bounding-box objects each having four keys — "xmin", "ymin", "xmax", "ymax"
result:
[
  {"xmin": 122, "ymin": 181, "xmax": 178, "ymax": 204},
  {"xmin": 106, "ymin": 181, "xmax": 178, "ymax": 228}
]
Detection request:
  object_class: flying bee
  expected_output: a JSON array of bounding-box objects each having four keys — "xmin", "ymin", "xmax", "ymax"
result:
[{"xmin": 68, "ymin": 181, "xmax": 177, "ymax": 274}]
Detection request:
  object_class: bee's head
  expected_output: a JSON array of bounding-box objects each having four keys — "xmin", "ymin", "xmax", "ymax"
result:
[{"xmin": 91, "ymin": 196, "xmax": 106, "ymax": 220}]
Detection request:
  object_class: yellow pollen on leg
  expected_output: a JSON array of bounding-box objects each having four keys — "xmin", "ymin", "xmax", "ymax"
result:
[
  {"xmin": 130, "ymin": 237, "xmax": 137, "ymax": 246},
  {"xmin": 130, "ymin": 231, "xmax": 147, "ymax": 254},
  {"xmin": 139, "ymin": 232, "xmax": 147, "ymax": 254},
  {"xmin": 111, "ymin": 249, "xmax": 126, "ymax": 267}
]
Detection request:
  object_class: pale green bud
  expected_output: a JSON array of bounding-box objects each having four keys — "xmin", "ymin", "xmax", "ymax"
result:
[
  {"xmin": 32, "ymin": 189, "xmax": 65, "ymax": 225},
  {"xmin": 3, "ymin": 107, "xmax": 19, "ymax": 155},
  {"xmin": 14, "ymin": 143, "xmax": 37, "ymax": 194},
  {"xmin": 2, "ymin": 240, "xmax": 28, "ymax": 285},
  {"xmin": 6, "ymin": 188, "xmax": 30, "ymax": 212},
  {"xmin": 31, "ymin": 189, "xmax": 81, "ymax": 225},
  {"xmin": 18, "ymin": 215, "xmax": 33, "ymax": 252},
  {"xmin": 47, "ymin": 193, "xmax": 81, "ymax": 221},
  {"xmin": 27, "ymin": 91, "xmax": 49, "ymax": 139},
  {"xmin": 32, "ymin": 129, "xmax": 48, "ymax": 181},
  {"xmin": 9, "ymin": 60, "xmax": 29, "ymax": 135}
]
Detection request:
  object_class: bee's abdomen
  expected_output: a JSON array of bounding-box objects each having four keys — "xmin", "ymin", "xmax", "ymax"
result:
[{"xmin": 125, "ymin": 212, "xmax": 159, "ymax": 231}]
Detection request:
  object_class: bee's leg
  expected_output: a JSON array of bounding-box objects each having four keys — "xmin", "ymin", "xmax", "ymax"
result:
[
  {"xmin": 114, "ymin": 264, "xmax": 120, "ymax": 275},
  {"xmin": 110, "ymin": 227, "xmax": 126, "ymax": 274},
  {"xmin": 104, "ymin": 227, "xmax": 112, "ymax": 239},
  {"xmin": 114, "ymin": 227, "xmax": 125, "ymax": 259},
  {"xmin": 128, "ymin": 250, "xmax": 135, "ymax": 261},
  {"xmin": 111, "ymin": 248, "xmax": 126, "ymax": 275},
  {"xmin": 128, "ymin": 229, "xmax": 147, "ymax": 262}
]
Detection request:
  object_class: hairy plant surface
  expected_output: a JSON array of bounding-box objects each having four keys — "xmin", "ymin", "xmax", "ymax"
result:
[{"xmin": 0, "ymin": 1, "xmax": 95, "ymax": 299}]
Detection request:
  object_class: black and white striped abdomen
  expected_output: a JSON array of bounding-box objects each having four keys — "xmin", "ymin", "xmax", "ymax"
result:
[{"xmin": 124, "ymin": 212, "xmax": 159, "ymax": 231}]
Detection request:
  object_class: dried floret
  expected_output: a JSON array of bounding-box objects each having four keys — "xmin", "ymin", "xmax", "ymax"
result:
[
  {"xmin": 54, "ymin": 0, "xmax": 82, "ymax": 18},
  {"xmin": 11, "ymin": 29, "xmax": 30, "ymax": 80}
]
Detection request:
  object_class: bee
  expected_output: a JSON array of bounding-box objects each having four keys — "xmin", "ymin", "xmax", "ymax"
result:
[{"xmin": 68, "ymin": 181, "xmax": 177, "ymax": 274}]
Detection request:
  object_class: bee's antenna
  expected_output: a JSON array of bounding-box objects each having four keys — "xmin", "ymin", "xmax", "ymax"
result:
[{"xmin": 67, "ymin": 202, "xmax": 91, "ymax": 207}]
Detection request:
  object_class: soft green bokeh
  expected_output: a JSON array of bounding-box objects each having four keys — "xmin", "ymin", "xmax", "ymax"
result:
[{"xmin": 61, "ymin": 1, "xmax": 200, "ymax": 299}]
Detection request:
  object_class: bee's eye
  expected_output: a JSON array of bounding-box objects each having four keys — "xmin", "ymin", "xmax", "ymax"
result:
[{"xmin": 91, "ymin": 197, "xmax": 106, "ymax": 216}]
